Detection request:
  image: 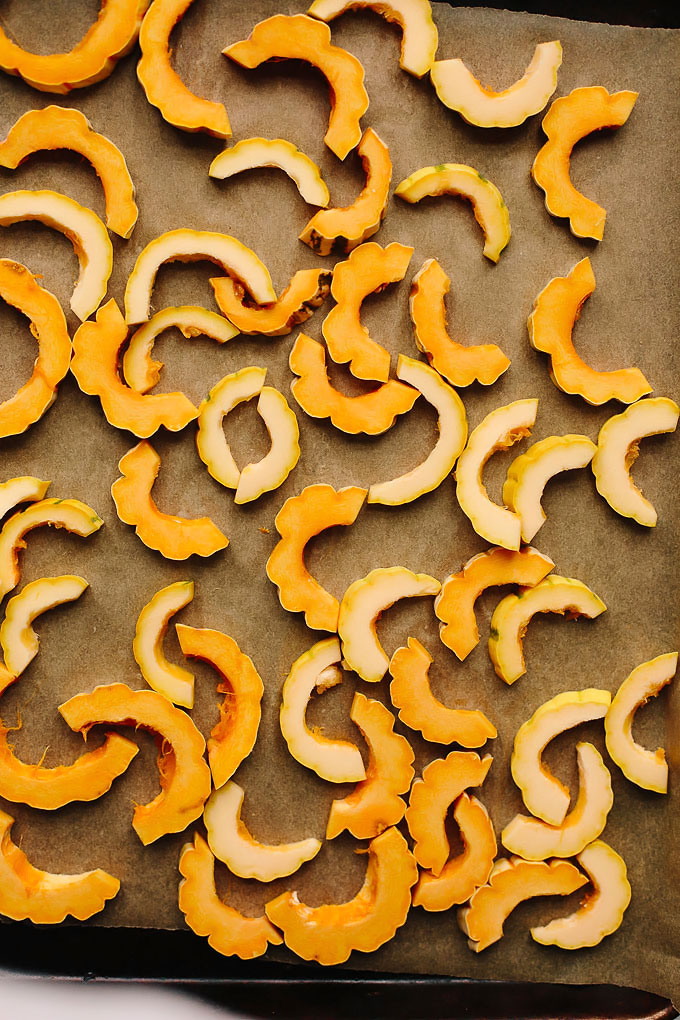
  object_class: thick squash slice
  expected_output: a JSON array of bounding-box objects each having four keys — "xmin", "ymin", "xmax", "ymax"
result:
[
  {"xmin": 210, "ymin": 138, "xmax": 329, "ymax": 206},
  {"xmin": 0, "ymin": 476, "xmax": 50, "ymax": 523},
  {"xmin": 0, "ymin": 575, "xmax": 88, "ymax": 677},
  {"xmin": 133, "ymin": 580, "xmax": 195, "ymax": 708},
  {"xmin": 211, "ymin": 269, "xmax": 331, "ymax": 337}
]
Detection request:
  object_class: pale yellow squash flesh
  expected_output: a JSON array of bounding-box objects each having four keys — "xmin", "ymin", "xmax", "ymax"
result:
[
  {"xmin": 0, "ymin": 477, "xmax": 50, "ymax": 523},
  {"xmin": 234, "ymin": 388, "xmax": 300, "ymax": 505},
  {"xmin": 133, "ymin": 580, "xmax": 195, "ymax": 709},
  {"xmin": 0, "ymin": 575, "xmax": 88, "ymax": 677},
  {"xmin": 210, "ymin": 138, "xmax": 329, "ymax": 207},
  {"xmin": 196, "ymin": 367, "xmax": 267, "ymax": 489}
]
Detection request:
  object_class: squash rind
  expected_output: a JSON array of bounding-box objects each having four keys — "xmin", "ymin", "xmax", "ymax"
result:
[
  {"xmin": 211, "ymin": 270, "xmax": 331, "ymax": 337},
  {"xmin": 210, "ymin": 138, "xmax": 329, "ymax": 207},
  {"xmin": 0, "ymin": 574, "xmax": 88, "ymax": 677},
  {"xmin": 133, "ymin": 580, "xmax": 195, "ymax": 709}
]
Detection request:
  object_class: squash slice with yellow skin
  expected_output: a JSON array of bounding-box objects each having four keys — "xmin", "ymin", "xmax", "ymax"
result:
[
  {"xmin": 267, "ymin": 484, "xmax": 367, "ymax": 633},
  {"xmin": 405, "ymin": 751, "xmax": 492, "ymax": 876},
  {"xmin": 532, "ymin": 87, "xmax": 638, "ymax": 240},
  {"xmin": 528, "ymin": 259, "xmax": 652, "ymax": 406},
  {"xmin": 0, "ymin": 476, "xmax": 51, "ymax": 523},
  {"xmin": 211, "ymin": 270, "xmax": 331, "ymax": 337},
  {"xmin": 300, "ymin": 127, "xmax": 391, "ymax": 255},
  {"xmin": 435, "ymin": 546, "xmax": 555, "ymax": 660},
  {"xmin": 413, "ymin": 793, "xmax": 496, "ymax": 912},
  {"xmin": 224, "ymin": 15, "xmax": 368, "ymax": 161},
  {"xmin": 234, "ymin": 388, "xmax": 300, "ymax": 505},
  {"xmin": 176, "ymin": 624, "xmax": 263, "ymax": 790},
  {"xmin": 459, "ymin": 856, "xmax": 587, "ymax": 952},
  {"xmin": 58, "ymin": 683, "xmax": 212, "ymax": 845},
  {"xmin": 322, "ymin": 242, "xmax": 413, "ymax": 382},
  {"xmin": 204, "ymin": 781, "xmax": 321, "ymax": 881},
  {"xmin": 409, "ymin": 258, "xmax": 510, "ymax": 387},
  {"xmin": 290, "ymin": 332, "xmax": 419, "ymax": 435},
  {"xmin": 0, "ymin": 809, "xmax": 120, "ymax": 923},
  {"xmin": 389, "ymin": 637, "xmax": 497, "ymax": 747},
  {"xmin": 179, "ymin": 833, "xmax": 283, "ymax": 958},
  {"xmin": 111, "ymin": 441, "xmax": 228, "ymax": 559},
  {"xmin": 133, "ymin": 580, "xmax": 195, "ymax": 709},
  {"xmin": 326, "ymin": 692, "xmax": 414, "ymax": 840},
  {"xmin": 210, "ymin": 138, "xmax": 330, "ymax": 207},
  {"xmin": 0, "ymin": 574, "xmax": 88, "ymax": 677},
  {"xmin": 0, "ymin": 0, "xmax": 149, "ymax": 93},
  {"xmin": 137, "ymin": 0, "xmax": 231, "ymax": 138},
  {"xmin": 0, "ymin": 106, "xmax": 137, "ymax": 238},
  {"xmin": 0, "ymin": 259, "xmax": 71, "ymax": 440},
  {"xmin": 280, "ymin": 637, "xmax": 366, "ymax": 784},
  {"xmin": 265, "ymin": 826, "xmax": 418, "ymax": 965}
]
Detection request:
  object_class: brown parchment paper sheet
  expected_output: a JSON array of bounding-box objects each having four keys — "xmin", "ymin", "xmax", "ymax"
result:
[{"xmin": 0, "ymin": 0, "xmax": 679, "ymax": 1004}]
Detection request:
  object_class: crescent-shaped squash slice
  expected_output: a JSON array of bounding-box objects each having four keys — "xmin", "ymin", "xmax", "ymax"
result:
[
  {"xmin": 455, "ymin": 399, "xmax": 538, "ymax": 549},
  {"xmin": 265, "ymin": 826, "xmax": 418, "ymax": 965},
  {"xmin": 224, "ymin": 15, "xmax": 369, "ymax": 161},
  {"xmin": 0, "ymin": 190, "xmax": 113, "ymax": 321},
  {"xmin": 503, "ymin": 434, "xmax": 597, "ymax": 542},
  {"xmin": 194, "ymin": 364, "xmax": 262, "ymax": 486},
  {"xmin": 204, "ymin": 781, "xmax": 321, "ymax": 881},
  {"xmin": 338, "ymin": 566, "xmax": 441, "ymax": 682},
  {"xmin": 528, "ymin": 259, "xmax": 652, "ymax": 406},
  {"xmin": 511, "ymin": 688, "xmax": 611, "ymax": 826},
  {"xmin": 137, "ymin": 0, "xmax": 230, "ymax": 137},
  {"xmin": 405, "ymin": 751, "xmax": 492, "ymax": 876},
  {"xmin": 413, "ymin": 793, "xmax": 496, "ymax": 912},
  {"xmin": 0, "ymin": 498, "xmax": 103, "ymax": 602},
  {"xmin": 124, "ymin": 229, "xmax": 276, "ymax": 324},
  {"xmin": 604, "ymin": 652, "xmax": 677, "ymax": 794},
  {"xmin": 72, "ymin": 300, "xmax": 198, "ymax": 437},
  {"xmin": 234, "ymin": 388, "xmax": 300, "ymax": 505},
  {"xmin": 322, "ymin": 242, "xmax": 413, "ymax": 382},
  {"xmin": 531, "ymin": 840, "xmax": 631, "ymax": 949},
  {"xmin": 299, "ymin": 127, "xmax": 391, "ymax": 256},
  {"xmin": 435, "ymin": 546, "xmax": 555, "ymax": 660},
  {"xmin": 0, "ymin": 106, "xmax": 137, "ymax": 238},
  {"xmin": 0, "ymin": 259, "xmax": 71, "ymax": 439},
  {"xmin": 395, "ymin": 164, "xmax": 511, "ymax": 262},
  {"xmin": 280, "ymin": 637, "xmax": 365, "ymax": 783},
  {"xmin": 368, "ymin": 355, "xmax": 468, "ymax": 505},
  {"xmin": 133, "ymin": 580, "xmax": 195, "ymax": 709},
  {"xmin": 0, "ymin": 808, "xmax": 119, "ymax": 923},
  {"xmin": 289, "ymin": 333, "xmax": 419, "ymax": 435},
  {"xmin": 431, "ymin": 42, "xmax": 562, "ymax": 128},
  {"xmin": 179, "ymin": 833, "xmax": 283, "ymax": 958},
  {"xmin": 123, "ymin": 306, "xmax": 238, "ymax": 394},
  {"xmin": 0, "ymin": 0, "xmax": 149, "ymax": 93},
  {"xmin": 592, "ymin": 398, "xmax": 679, "ymax": 527},
  {"xmin": 459, "ymin": 856, "xmax": 588, "ymax": 952},
  {"xmin": 0, "ymin": 574, "xmax": 88, "ymax": 677},
  {"xmin": 175, "ymin": 624, "xmax": 263, "ymax": 789},
  {"xmin": 210, "ymin": 138, "xmax": 329, "ymax": 207},
  {"xmin": 532, "ymin": 86, "xmax": 638, "ymax": 240},
  {"xmin": 308, "ymin": 0, "xmax": 437, "ymax": 77},
  {"xmin": 267, "ymin": 484, "xmax": 367, "ymax": 633},
  {"xmin": 326, "ymin": 692, "xmax": 414, "ymax": 840},
  {"xmin": 0, "ymin": 476, "xmax": 51, "ymax": 523},
  {"xmin": 211, "ymin": 269, "xmax": 331, "ymax": 337},
  {"xmin": 489, "ymin": 576, "xmax": 606, "ymax": 685},
  {"xmin": 111, "ymin": 441, "xmax": 228, "ymax": 559},
  {"xmin": 502, "ymin": 742, "xmax": 613, "ymax": 860},
  {"xmin": 389, "ymin": 637, "xmax": 496, "ymax": 747},
  {"xmin": 409, "ymin": 258, "xmax": 510, "ymax": 387},
  {"xmin": 58, "ymin": 682, "xmax": 211, "ymax": 844}
]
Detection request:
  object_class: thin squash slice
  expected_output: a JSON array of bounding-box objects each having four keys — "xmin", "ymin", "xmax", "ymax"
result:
[
  {"xmin": 235, "ymin": 388, "xmax": 300, "ymax": 505},
  {"xmin": 210, "ymin": 138, "xmax": 330, "ymax": 207},
  {"xmin": 133, "ymin": 580, "xmax": 195, "ymax": 709},
  {"xmin": 0, "ymin": 476, "xmax": 51, "ymax": 523},
  {"xmin": 0, "ymin": 574, "xmax": 88, "ymax": 677},
  {"xmin": 326, "ymin": 692, "xmax": 415, "ymax": 840},
  {"xmin": 211, "ymin": 269, "xmax": 331, "ymax": 337}
]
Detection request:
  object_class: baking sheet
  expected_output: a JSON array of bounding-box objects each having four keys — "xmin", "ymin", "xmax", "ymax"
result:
[{"xmin": 0, "ymin": 0, "xmax": 678, "ymax": 1006}]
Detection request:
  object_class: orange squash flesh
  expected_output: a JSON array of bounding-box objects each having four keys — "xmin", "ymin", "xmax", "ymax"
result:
[
  {"xmin": 111, "ymin": 441, "xmax": 229, "ymax": 560},
  {"xmin": 413, "ymin": 793, "xmax": 497, "ymax": 912},
  {"xmin": 179, "ymin": 833, "xmax": 283, "ymax": 958},
  {"xmin": 435, "ymin": 546, "xmax": 555, "ymax": 660},
  {"xmin": 138, "ymin": 0, "xmax": 231, "ymax": 138},
  {"xmin": 389, "ymin": 637, "xmax": 497, "ymax": 747},
  {"xmin": 0, "ymin": 259, "xmax": 71, "ymax": 440},
  {"xmin": 265, "ymin": 826, "xmax": 418, "ymax": 965},
  {"xmin": 290, "ymin": 332, "xmax": 419, "ymax": 435},
  {"xmin": 300, "ymin": 127, "xmax": 392, "ymax": 255},
  {"xmin": 58, "ymin": 683, "xmax": 211, "ymax": 845},
  {"xmin": 326, "ymin": 693, "xmax": 414, "ymax": 840},
  {"xmin": 409, "ymin": 258, "xmax": 510, "ymax": 387},
  {"xmin": 176, "ymin": 624, "xmax": 263, "ymax": 789},
  {"xmin": 267, "ymin": 483, "xmax": 367, "ymax": 632},
  {"xmin": 211, "ymin": 269, "xmax": 331, "ymax": 336},
  {"xmin": 323, "ymin": 242, "xmax": 413, "ymax": 382},
  {"xmin": 224, "ymin": 15, "xmax": 369, "ymax": 160}
]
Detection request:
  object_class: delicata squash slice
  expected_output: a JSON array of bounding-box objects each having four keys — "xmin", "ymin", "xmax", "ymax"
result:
[
  {"xmin": 532, "ymin": 86, "xmax": 638, "ymax": 241},
  {"xmin": 133, "ymin": 580, "xmax": 195, "ymax": 709},
  {"xmin": 280, "ymin": 637, "xmax": 366, "ymax": 784},
  {"xmin": 58, "ymin": 682, "xmax": 212, "ymax": 844},
  {"xmin": 224, "ymin": 15, "xmax": 369, "ymax": 161},
  {"xmin": 0, "ymin": 476, "xmax": 51, "ymax": 523},
  {"xmin": 0, "ymin": 574, "xmax": 88, "ymax": 677},
  {"xmin": 210, "ymin": 138, "xmax": 330, "ymax": 207},
  {"xmin": 265, "ymin": 826, "xmax": 418, "ymax": 966},
  {"xmin": 211, "ymin": 269, "xmax": 331, "ymax": 337}
]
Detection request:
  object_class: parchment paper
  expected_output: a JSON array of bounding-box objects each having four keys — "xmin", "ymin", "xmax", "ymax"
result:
[{"xmin": 0, "ymin": 0, "xmax": 678, "ymax": 1005}]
